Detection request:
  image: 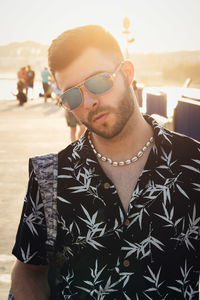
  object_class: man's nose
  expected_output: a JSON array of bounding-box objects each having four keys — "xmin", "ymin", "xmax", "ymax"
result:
[{"xmin": 81, "ymin": 87, "xmax": 100, "ymax": 109}]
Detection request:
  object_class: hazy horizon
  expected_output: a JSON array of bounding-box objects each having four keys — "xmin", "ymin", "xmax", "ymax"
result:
[{"xmin": 1, "ymin": 40, "xmax": 200, "ymax": 56}]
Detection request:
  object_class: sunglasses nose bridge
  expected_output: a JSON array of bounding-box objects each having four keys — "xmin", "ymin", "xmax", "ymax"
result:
[{"xmin": 80, "ymin": 85, "xmax": 100, "ymax": 108}]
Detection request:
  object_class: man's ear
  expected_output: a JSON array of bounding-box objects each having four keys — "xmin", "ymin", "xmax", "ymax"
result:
[{"xmin": 121, "ymin": 60, "xmax": 135, "ymax": 85}]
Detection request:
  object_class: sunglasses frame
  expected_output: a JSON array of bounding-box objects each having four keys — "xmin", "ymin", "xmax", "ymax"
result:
[{"xmin": 60, "ymin": 61, "xmax": 124, "ymax": 111}]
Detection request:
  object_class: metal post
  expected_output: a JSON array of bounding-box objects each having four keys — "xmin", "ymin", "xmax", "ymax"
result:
[{"xmin": 122, "ymin": 17, "xmax": 135, "ymax": 59}]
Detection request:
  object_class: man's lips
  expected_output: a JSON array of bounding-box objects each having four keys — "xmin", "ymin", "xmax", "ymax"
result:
[{"xmin": 92, "ymin": 112, "xmax": 109, "ymax": 123}]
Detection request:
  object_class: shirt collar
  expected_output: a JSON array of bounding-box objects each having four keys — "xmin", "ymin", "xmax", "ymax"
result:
[{"xmin": 143, "ymin": 114, "xmax": 173, "ymax": 148}]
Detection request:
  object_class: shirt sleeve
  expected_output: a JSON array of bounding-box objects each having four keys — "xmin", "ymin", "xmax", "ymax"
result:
[{"xmin": 12, "ymin": 168, "xmax": 48, "ymax": 265}]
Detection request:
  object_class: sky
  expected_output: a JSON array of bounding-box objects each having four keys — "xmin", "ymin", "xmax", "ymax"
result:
[{"xmin": 1, "ymin": 0, "xmax": 200, "ymax": 53}]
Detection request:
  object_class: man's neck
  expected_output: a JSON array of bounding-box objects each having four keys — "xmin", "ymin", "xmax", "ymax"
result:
[{"xmin": 91, "ymin": 112, "xmax": 153, "ymax": 163}]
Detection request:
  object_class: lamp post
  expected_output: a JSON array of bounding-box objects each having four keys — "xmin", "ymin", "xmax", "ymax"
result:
[
  {"xmin": 122, "ymin": 17, "xmax": 135, "ymax": 59},
  {"xmin": 122, "ymin": 17, "xmax": 139, "ymax": 104}
]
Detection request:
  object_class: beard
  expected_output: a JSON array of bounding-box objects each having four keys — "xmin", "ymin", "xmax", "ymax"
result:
[{"xmin": 81, "ymin": 84, "xmax": 135, "ymax": 139}]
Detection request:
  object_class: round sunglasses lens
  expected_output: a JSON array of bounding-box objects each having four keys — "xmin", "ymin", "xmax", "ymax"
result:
[
  {"xmin": 85, "ymin": 73, "xmax": 113, "ymax": 94},
  {"xmin": 62, "ymin": 88, "xmax": 82, "ymax": 110}
]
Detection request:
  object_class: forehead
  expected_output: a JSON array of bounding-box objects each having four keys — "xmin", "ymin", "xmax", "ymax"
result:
[{"xmin": 55, "ymin": 47, "xmax": 116, "ymax": 91}]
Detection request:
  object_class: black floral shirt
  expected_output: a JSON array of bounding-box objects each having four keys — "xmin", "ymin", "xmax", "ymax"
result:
[{"xmin": 13, "ymin": 115, "xmax": 200, "ymax": 299}]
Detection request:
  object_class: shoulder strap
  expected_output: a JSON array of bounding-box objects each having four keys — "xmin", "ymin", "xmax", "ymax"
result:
[
  {"xmin": 8, "ymin": 154, "xmax": 58, "ymax": 300},
  {"xmin": 30, "ymin": 153, "xmax": 58, "ymax": 250}
]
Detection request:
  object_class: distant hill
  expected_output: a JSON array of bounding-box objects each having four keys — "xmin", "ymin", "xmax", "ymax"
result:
[
  {"xmin": 131, "ymin": 50, "xmax": 200, "ymax": 69},
  {"xmin": 0, "ymin": 41, "xmax": 48, "ymax": 57},
  {"xmin": 0, "ymin": 41, "xmax": 199, "ymax": 87},
  {"xmin": 130, "ymin": 51, "xmax": 200, "ymax": 87},
  {"xmin": 0, "ymin": 41, "xmax": 48, "ymax": 75}
]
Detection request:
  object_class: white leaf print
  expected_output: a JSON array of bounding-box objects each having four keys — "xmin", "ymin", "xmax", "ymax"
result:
[
  {"xmin": 20, "ymin": 244, "xmax": 37, "ymax": 263},
  {"xmin": 62, "ymin": 167, "xmax": 75, "ymax": 171},
  {"xmin": 145, "ymin": 287, "xmax": 157, "ymax": 292},
  {"xmin": 124, "ymin": 293, "xmax": 132, "ymax": 300},
  {"xmin": 176, "ymin": 184, "xmax": 189, "ymax": 199},
  {"xmin": 144, "ymin": 276, "xmax": 155, "ymax": 284},
  {"xmin": 192, "ymin": 183, "xmax": 200, "ymax": 191},
  {"xmin": 58, "ymin": 175, "xmax": 73, "ymax": 178},
  {"xmin": 143, "ymin": 292, "xmax": 153, "ymax": 300},
  {"xmin": 192, "ymin": 159, "xmax": 200, "ymax": 164},
  {"xmin": 76, "ymin": 286, "xmax": 91, "ymax": 293},
  {"xmin": 57, "ymin": 196, "xmax": 71, "ymax": 204},
  {"xmin": 167, "ymin": 260, "xmax": 195, "ymax": 297},
  {"xmin": 83, "ymin": 280, "xmax": 94, "ymax": 286},
  {"xmin": 168, "ymin": 286, "xmax": 182, "ymax": 293},
  {"xmin": 181, "ymin": 165, "xmax": 200, "ymax": 173}
]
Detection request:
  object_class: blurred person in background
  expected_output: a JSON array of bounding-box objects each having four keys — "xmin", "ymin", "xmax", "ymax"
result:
[
  {"xmin": 15, "ymin": 66, "xmax": 27, "ymax": 105},
  {"xmin": 26, "ymin": 65, "xmax": 35, "ymax": 100},
  {"xmin": 65, "ymin": 110, "xmax": 85, "ymax": 142},
  {"xmin": 41, "ymin": 67, "xmax": 51, "ymax": 102},
  {"xmin": 13, "ymin": 80, "xmax": 27, "ymax": 106},
  {"xmin": 17, "ymin": 66, "xmax": 27, "ymax": 92}
]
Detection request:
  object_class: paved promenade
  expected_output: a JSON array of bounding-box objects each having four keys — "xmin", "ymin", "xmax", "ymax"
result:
[{"xmin": 0, "ymin": 98, "xmax": 69, "ymax": 299}]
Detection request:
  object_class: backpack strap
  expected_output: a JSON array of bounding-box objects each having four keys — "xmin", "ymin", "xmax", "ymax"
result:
[
  {"xmin": 30, "ymin": 153, "xmax": 58, "ymax": 256},
  {"xmin": 8, "ymin": 154, "xmax": 58, "ymax": 300}
]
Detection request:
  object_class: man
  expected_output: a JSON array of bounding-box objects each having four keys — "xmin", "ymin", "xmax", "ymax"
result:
[
  {"xmin": 11, "ymin": 25, "xmax": 200, "ymax": 299},
  {"xmin": 41, "ymin": 67, "xmax": 51, "ymax": 102},
  {"xmin": 25, "ymin": 65, "xmax": 35, "ymax": 99},
  {"xmin": 65, "ymin": 110, "xmax": 85, "ymax": 142},
  {"xmin": 17, "ymin": 66, "xmax": 27, "ymax": 92}
]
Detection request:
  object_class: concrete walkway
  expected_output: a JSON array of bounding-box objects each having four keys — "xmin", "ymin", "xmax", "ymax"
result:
[{"xmin": 0, "ymin": 98, "xmax": 70, "ymax": 299}]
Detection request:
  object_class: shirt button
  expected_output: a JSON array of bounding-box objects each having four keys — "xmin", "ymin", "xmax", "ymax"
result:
[
  {"xmin": 123, "ymin": 259, "xmax": 130, "ymax": 267},
  {"xmin": 124, "ymin": 218, "xmax": 130, "ymax": 226},
  {"xmin": 103, "ymin": 182, "xmax": 110, "ymax": 189}
]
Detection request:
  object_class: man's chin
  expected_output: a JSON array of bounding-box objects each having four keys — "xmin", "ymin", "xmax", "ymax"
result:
[{"xmin": 84, "ymin": 123, "xmax": 124, "ymax": 139}]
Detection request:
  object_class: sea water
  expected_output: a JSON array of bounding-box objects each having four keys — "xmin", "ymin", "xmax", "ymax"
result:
[{"xmin": 0, "ymin": 78, "xmax": 199, "ymax": 118}]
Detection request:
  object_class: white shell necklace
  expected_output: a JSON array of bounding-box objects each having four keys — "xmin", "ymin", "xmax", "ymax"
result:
[{"xmin": 88, "ymin": 133, "xmax": 154, "ymax": 167}]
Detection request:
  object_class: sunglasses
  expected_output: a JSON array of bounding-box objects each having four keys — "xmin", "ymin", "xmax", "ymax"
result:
[{"xmin": 60, "ymin": 62, "xmax": 123, "ymax": 110}]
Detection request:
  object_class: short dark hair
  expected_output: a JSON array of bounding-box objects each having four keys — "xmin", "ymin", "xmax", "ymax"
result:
[{"xmin": 48, "ymin": 25, "xmax": 124, "ymax": 77}]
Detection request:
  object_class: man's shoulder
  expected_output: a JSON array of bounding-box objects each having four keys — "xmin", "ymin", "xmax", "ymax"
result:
[
  {"xmin": 59, "ymin": 134, "xmax": 89, "ymax": 163},
  {"xmin": 58, "ymin": 144, "xmax": 74, "ymax": 160},
  {"xmin": 29, "ymin": 137, "xmax": 86, "ymax": 166},
  {"xmin": 30, "ymin": 152, "xmax": 58, "ymax": 162},
  {"xmin": 171, "ymin": 129, "xmax": 200, "ymax": 147},
  {"xmin": 147, "ymin": 115, "xmax": 200, "ymax": 159},
  {"xmin": 59, "ymin": 139, "xmax": 85, "ymax": 158},
  {"xmin": 167, "ymin": 129, "xmax": 200, "ymax": 158},
  {"xmin": 29, "ymin": 153, "xmax": 58, "ymax": 176}
]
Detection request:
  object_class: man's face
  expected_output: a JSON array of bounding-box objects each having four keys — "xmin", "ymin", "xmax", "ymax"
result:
[{"xmin": 55, "ymin": 48, "xmax": 135, "ymax": 139}]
